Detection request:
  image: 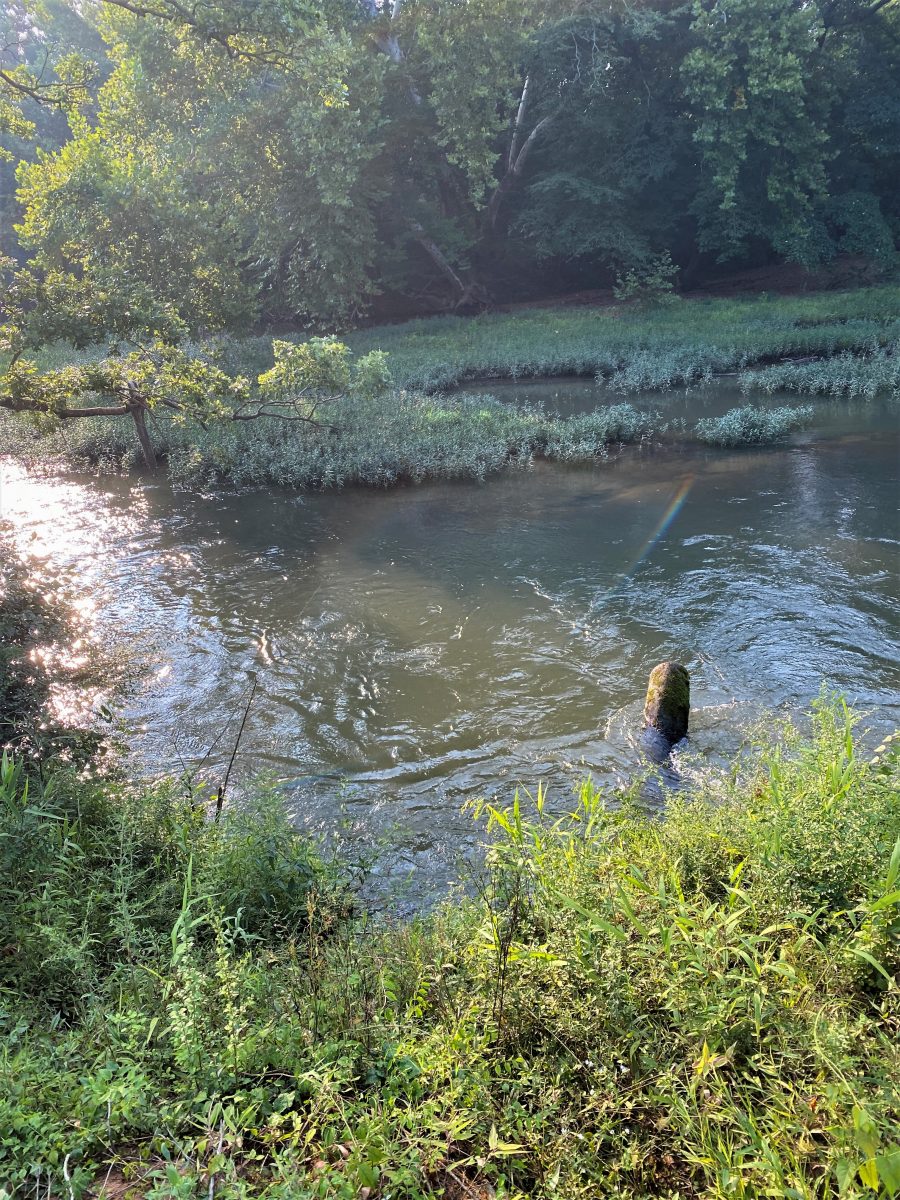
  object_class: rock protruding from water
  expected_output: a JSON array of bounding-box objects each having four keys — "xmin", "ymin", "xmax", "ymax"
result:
[{"xmin": 643, "ymin": 661, "xmax": 690, "ymax": 746}]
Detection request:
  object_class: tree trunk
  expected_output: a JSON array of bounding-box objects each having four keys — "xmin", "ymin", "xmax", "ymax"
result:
[
  {"xmin": 408, "ymin": 220, "xmax": 490, "ymax": 309},
  {"xmin": 679, "ymin": 245, "xmax": 703, "ymax": 292},
  {"xmin": 130, "ymin": 404, "xmax": 158, "ymax": 473},
  {"xmin": 408, "ymin": 220, "xmax": 467, "ymax": 297},
  {"xmin": 487, "ymin": 105, "xmax": 558, "ymax": 231}
]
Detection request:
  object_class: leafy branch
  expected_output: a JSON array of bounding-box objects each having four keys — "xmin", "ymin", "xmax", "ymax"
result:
[{"xmin": 0, "ymin": 336, "xmax": 392, "ymax": 472}]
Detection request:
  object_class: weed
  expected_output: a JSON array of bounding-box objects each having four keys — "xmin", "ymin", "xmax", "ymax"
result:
[
  {"xmin": 695, "ymin": 404, "xmax": 815, "ymax": 446},
  {"xmin": 740, "ymin": 341, "xmax": 900, "ymax": 398},
  {"xmin": 1, "ymin": 693, "xmax": 897, "ymax": 1197}
]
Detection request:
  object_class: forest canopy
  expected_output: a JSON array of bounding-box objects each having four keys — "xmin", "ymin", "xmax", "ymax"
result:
[{"xmin": 0, "ymin": 0, "xmax": 898, "ymax": 337}]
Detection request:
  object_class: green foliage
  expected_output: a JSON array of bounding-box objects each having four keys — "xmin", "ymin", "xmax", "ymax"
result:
[
  {"xmin": 1, "ymin": 697, "xmax": 897, "ymax": 1196},
  {"xmin": 541, "ymin": 404, "xmax": 651, "ymax": 459},
  {"xmin": 0, "ymin": 388, "xmax": 651, "ymax": 489},
  {"xmin": 5, "ymin": 0, "xmax": 382, "ymax": 332},
  {"xmin": 695, "ymin": 403, "xmax": 815, "ymax": 446},
  {"xmin": 0, "ymin": 6, "xmax": 95, "ymax": 154},
  {"xmin": 4, "ymin": 287, "xmax": 898, "ymax": 486},
  {"xmin": 740, "ymin": 343, "xmax": 900, "ymax": 399},
  {"xmin": 826, "ymin": 192, "xmax": 898, "ymax": 269},
  {"xmin": 347, "ymin": 286, "xmax": 900, "ymax": 391},
  {"xmin": 1, "ymin": 341, "xmax": 241, "ymax": 420},
  {"xmin": 613, "ymin": 252, "xmax": 680, "ymax": 306},
  {"xmin": 259, "ymin": 338, "xmax": 390, "ymax": 406},
  {"xmin": 0, "ymin": 335, "xmax": 391, "ymax": 468},
  {"xmin": 0, "ymin": 762, "xmax": 332, "ymax": 1013},
  {"xmin": 408, "ymin": 0, "xmax": 533, "ymax": 207},
  {"xmin": 682, "ymin": 0, "xmax": 828, "ymax": 262},
  {"xmin": 14, "ymin": 129, "xmax": 253, "ymax": 341},
  {"xmin": 3, "ymin": 0, "xmax": 899, "ymax": 325}
]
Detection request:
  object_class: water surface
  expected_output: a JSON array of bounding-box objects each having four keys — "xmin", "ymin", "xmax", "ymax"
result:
[{"xmin": 2, "ymin": 383, "xmax": 898, "ymax": 894}]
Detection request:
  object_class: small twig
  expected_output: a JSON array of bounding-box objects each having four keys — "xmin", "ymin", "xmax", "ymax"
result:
[
  {"xmin": 191, "ymin": 685, "xmax": 257, "ymax": 783},
  {"xmin": 208, "ymin": 1118, "xmax": 225, "ymax": 1200},
  {"xmin": 216, "ymin": 677, "xmax": 257, "ymax": 819},
  {"xmin": 443, "ymin": 1164, "xmax": 486, "ymax": 1198},
  {"xmin": 62, "ymin": 1153, "xmax": 75, "ymax": 1200}
]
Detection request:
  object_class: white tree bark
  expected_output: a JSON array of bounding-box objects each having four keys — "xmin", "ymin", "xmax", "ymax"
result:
[{"xmin": 488, "ymin": 79, "xmax": 560, "ymax": 230}]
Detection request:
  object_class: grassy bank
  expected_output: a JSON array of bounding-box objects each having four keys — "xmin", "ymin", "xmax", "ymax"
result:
[
  {"xmin": 1, "ymin": 286, "xmax": 897, "ymax": 488},
  {"xmin": 0, "ymin": 394, "xmax": 656, "ymax": 488},
  {"xmin": 2, "ymin": 551, "xmax": 899, "ymax": 1199},
  {"xmin": 347, "ymin": 286, "xmax": 900, "ymax": 393}
]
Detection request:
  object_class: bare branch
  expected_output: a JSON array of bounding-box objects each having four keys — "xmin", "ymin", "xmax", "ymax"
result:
[
  {"xmin": 0, "ymin": 67, "xmax": 64, "ymax": 106},
  {"xmin": 228, "ymin": 392, "xmax": 341, "ymax": 427},
  {"xmin": 0, "ymin": 396, "xmax": 130, "ymax": 417}
]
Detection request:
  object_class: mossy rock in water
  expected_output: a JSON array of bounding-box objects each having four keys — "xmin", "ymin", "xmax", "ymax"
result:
[{"xmin": 643, "ymin": 661, "xmax": 690, "ymax": 745}]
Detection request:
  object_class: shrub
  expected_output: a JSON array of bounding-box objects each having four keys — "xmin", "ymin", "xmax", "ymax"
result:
[
  {"xmin": 740, "ymin": 342, "xmax": 900, "ymax": 398},
  {"xmin": 542, "ymin": 403, "xmax": 651, "ymax": 458},
  {"xmin": 613, "ymin": 250, "xmax": 680, "ymax": 305},
  {"xmin": 695, "ymin": 403, "xmax": 815, "ymax": 446}
]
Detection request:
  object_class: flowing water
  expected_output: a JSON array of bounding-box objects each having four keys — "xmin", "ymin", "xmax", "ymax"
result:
[{"xmin": 2, "ymin": 382, "xmax": 898, "ymax": 896}]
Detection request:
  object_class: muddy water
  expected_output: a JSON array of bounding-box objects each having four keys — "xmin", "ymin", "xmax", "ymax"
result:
[{"xmin": 2, "ymin": 384, "xmax": 898, "ymax": 894}]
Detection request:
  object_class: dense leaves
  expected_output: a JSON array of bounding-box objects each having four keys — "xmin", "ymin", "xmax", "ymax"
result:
[
  {"xmin": 0, "ymin": 0, "xmax": 897, "ymax": 332},
  {"xmin": 0, "ymin": 331, "xmax": 391, "ymax": 469}
]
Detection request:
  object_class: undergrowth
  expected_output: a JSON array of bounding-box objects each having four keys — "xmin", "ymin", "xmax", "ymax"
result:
[
  {"xmin": 1, "ymin": 690, "xmax": 898, "ymax": 1196},
  {"xmin": 0, "ymin": 394, "xmax": 653, "ymax": 489},
  {"xmin": 346, "ymin": 286, "xmax": 900, "ymax": 393},
  {"xmin": 739, "ymin": 343, "xmax": 900, "ymax": 399}
]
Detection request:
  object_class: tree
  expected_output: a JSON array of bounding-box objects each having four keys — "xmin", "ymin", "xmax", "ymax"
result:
[
  {"xmin": 681, "ymin": 0, "xmax": 830, "ymax": 263},
  {"xmin": 7, "ymin": 0, "xmax": 384, "ymax": 335},
  {"xmin": 3, "ymin": 0, "xmax": 898, "ymax": 338},
  {"xmin": 0, "ymin": 325, "xmax": 391, "ymax": 470},
  {"xmin": 514, "ymin": 1, "xmax": 694, "ymax": 277},
  {"xmin": 0, "ymin": 2, "xmax": 96, "ymax": 143},
  {"xmin": 682, "ymin": 0, "xmax": 900, "ymax": 268}
]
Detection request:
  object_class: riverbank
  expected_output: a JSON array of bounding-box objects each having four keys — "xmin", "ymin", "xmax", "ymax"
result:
[
  {"xmin": 1, "ymin": 286, "xmax": 897, "ymax": 489},
  {"xmin": 2, "ymin": 547, "xmax": 899, "ymax": 1199},
  {"xmin": 347, "ymin": 285, "xmax": 900, "ymax": 393}
]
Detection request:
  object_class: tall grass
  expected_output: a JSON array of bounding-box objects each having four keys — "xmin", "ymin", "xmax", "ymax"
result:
[
  {"xmin": 3, "ymin": 286, "xmax": 898, "ymax": 489},
  {"xmin": 1, "ymin": 393, "xmax": 655, "ymax": 489},
  {"xmin": 740, "ymin": 342, "xmax": 900, "ymax": 398},
  {"xmin": 2, "ymin": 548, "xmax": 899, "ymax": 1197}
]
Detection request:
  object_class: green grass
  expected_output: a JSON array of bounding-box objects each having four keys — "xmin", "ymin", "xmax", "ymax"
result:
[
  {"xmin": 695, "ymin": 404, "xmax": 816, "ymax": 447},
  {"xmin": 347, "ymin": 286, "xmax": 900, "ymax": 392},
  {"xmin": 2, "ymin": 703, "xmax": 898, "ymax": 1199},
  {"xmin": 2, "ymin": 286, "xmax": 898, "ymax": 488},
  {"xmin": 0, "ymin": 393, "xmax": 655, "ymax": 489},
  {"xmin": 2, "ymin": 547, "xmax": 899, "ymax": 1199},
  {"xmin": 739, "ymin": 343, "xmax": 900, "ymax": 399}
]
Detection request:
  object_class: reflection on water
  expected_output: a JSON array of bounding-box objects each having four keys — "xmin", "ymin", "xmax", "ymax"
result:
[{"xmin": 2, "ymin": 383, "xmax": 898, "ymax": 894}]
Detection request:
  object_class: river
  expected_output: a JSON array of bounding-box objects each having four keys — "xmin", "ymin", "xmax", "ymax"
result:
[{"xmin": 2, "ymin": 382, "xmax": 898, "ymax": 895}]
